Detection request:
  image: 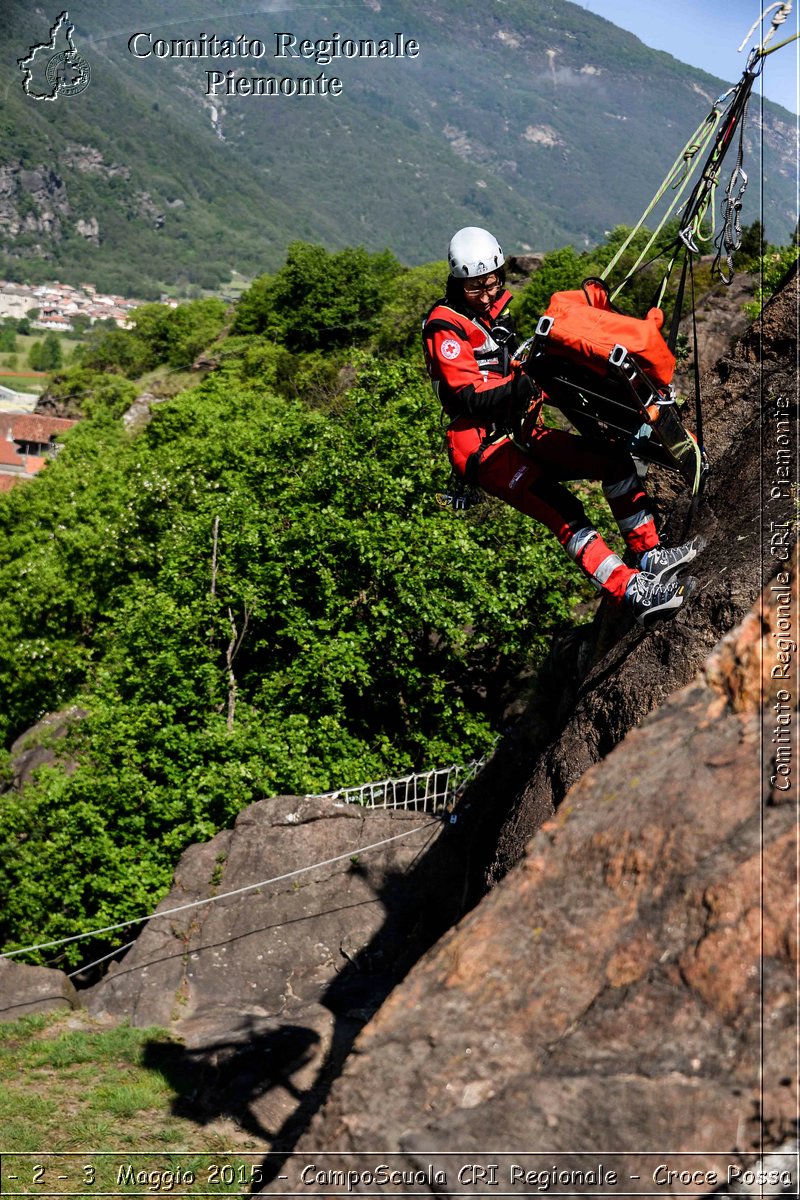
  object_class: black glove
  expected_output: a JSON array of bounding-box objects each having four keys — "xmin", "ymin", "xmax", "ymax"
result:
[{"xmin": 509, "ymin": 370, "xmax": 539, "ymax": 420}]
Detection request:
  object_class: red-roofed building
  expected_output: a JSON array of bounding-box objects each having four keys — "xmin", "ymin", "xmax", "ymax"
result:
[
  {"xmin": 0, "ymin": 413, "xmax": 76, "ymax": 486},
  {"xmin": 32, "ymin": 314, "xmax": 74, "ymax": 332},
  {"xmin": 0, "ymin": 437, "xmax": 24, "ymax": 469}
]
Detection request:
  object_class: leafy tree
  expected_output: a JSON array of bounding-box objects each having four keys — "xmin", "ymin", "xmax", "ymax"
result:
[
  {"xmin": 80, "ymin": 300, "xmax": 227, "ymax": 377},
  {"xmin": 739, "ymin": 220, "xmax": 765, "ymax": 266},
  {"xmin": 0, "ymin": 326, "xmax": 16, "ymax": 353},
  {"xmin": 43, "ymin": 368, "xmax": 138, "ymax": 419},
  {"xmin": 161, "ymin": 298, "xmax": 227, "ymax": 368},
  {"xmin": 514, "ymin": 222, "xmax": 703, "ymax": 334},
  {"xmin": 66, "ymin": 314, "xmax": 92, "ymax": 339},
  {"xmin": 375, "ymin": 261, "xmax": 449, "ymax": 356},
  {"xmin": 514, "ymin": 245, "xmax": 587, "ymax": 333},
  {"xmin": 237, "ymin": 241, "xmax": 401, "ymax": 351},
  {"xmin": 129, "ymin": 303, "xmax": 174, "ymax": 366},
  {"xmin": 229, "ymin": 274, "xmax": 276, "ymax": 337},
  {"xmin": 39, "ymin": 333, "xmax": 64, "ymax": 370},
  {"xmin": 744, "ymin": 241, "xmax": 800, "ymax": 318},
  {"xmin": 80, "ymin": 329, "xmax": 151, "ymax": 377}
]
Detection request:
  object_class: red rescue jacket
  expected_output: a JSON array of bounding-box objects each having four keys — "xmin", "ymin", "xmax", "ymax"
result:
[
  {"xmin": 422, "ymin": 288, "xmax": 541, "ymax": 482},
  {"xmin": 422, "ymin": 289, "xmax": 532, "ymax": 421}
]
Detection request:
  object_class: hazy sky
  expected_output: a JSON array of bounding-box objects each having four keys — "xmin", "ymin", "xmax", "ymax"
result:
[{"xmin": 575, "ymin": 0, "xmax": 799, "ymax": 113}]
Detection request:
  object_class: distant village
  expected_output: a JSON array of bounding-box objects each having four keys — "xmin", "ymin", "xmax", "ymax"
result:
[
  {"xmin": 0, "ymin": 279, "xmax": 177, "ymax": 331},
  {"xmin": 0, "ymin": 279, "xmax": 177, "ymax": 491}
]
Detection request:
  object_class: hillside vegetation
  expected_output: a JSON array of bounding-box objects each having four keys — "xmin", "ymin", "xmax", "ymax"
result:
[{"xmin": 3, "ymin": 0, "xmax": 796, "ymax": 295}]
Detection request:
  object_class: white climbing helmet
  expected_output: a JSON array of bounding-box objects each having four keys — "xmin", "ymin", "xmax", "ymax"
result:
[{"xmin": 448, "ymin": 226, "xmax": 505, "ymax": 279}]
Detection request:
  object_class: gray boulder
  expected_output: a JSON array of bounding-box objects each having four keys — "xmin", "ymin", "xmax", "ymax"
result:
[{"xmin": 0, "ymin": 959, "xmax": 79, "ymax": 1022}]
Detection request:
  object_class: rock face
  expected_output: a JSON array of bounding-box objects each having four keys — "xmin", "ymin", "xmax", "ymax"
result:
[
  {"xmin": 0, "ymin": 164, "xmax": 70, "ymax": 242},
  {"xmin": 2, "ymin": 706, "xmax": 85, "ymax": 793},
  {"xmin": 673, "ymin": 266, "xmax": 756, "ymax": 396},
  {"xmin": 85, "ymin": 795, "xmax": 460, "ymax": 1144},
  {"xmin": 121, "ymin": 391, "xmax": 167, "ymax": 429},
  {"xmin": 284, "ymin": 554, "xmax": 797, "ymax": 1182},
  {"xmin": 505, "ymin": 253, "xmax": 544, "ymax": 281}
]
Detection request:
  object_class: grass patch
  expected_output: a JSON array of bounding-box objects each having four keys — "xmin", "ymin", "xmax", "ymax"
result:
[
  {"xmin": 0, "ymin": 1010, "xmax": 269, "ymax": 1191},
  {"xmin": 0, "ymin": 372, "xmax": 44, "ymax": 392}
]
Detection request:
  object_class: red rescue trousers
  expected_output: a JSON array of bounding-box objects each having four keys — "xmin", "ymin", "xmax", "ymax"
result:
[{"xmin": 447, "ymin": 419, "xmax": 659, "ymax": 602}]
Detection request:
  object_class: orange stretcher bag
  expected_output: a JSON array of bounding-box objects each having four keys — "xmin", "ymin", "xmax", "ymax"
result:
[{"xmin": 542, "ymin": 278, "xmax": 676, "ymax": 388}]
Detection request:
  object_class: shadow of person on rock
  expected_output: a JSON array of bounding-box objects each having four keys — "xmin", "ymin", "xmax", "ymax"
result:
[
  {"xmin": 142, "ymin": 1021, "xmax": 320, "ymax": 1145},
  {"xmin": 133, "ymin": 826, "xmax": 466, "ymax": 1171}
]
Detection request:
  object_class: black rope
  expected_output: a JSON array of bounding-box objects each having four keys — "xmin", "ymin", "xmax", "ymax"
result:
[
  {"xmin": 688, "ymin": 255, "xmax": 704, "ymax": 454},
  {"xmin": 667, "ymin": 250, "xmax": 691, "ymax": 353},
  {"xmin": 679, "ymin": 255, "xmax": 706, "ymax": 539}
]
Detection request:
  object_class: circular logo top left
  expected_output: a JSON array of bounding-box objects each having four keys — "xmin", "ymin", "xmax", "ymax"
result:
[{"xmin": 46, "ymin": 51, "xmax": 91, "ymax": 96}]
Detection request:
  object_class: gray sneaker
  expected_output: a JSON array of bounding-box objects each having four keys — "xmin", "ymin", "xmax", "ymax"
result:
[
  {"xmin": 625, "ymin": 571, "xmax": 696, "ymax": 627},
  {"xmin": 639, "ymin": 535, "xmax": 706, "ymax": 585}
]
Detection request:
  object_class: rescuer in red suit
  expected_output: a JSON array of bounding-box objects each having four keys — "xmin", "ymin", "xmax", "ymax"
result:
[{"xmin": 422, "ymin": 227, "xmax": 703, "ymax": 626}]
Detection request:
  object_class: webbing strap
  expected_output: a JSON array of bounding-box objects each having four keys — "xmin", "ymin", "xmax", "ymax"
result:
[
  {"xmin": 688, "ymin": 255, "xmax": 704, "ymax": 453},
  {"xmin": 424, "ymin": 317, "xmax": 466, "ymax": 339},
  {"xmin": 464, "ymin": 427, "xmax": 507, "ymax": 486},
  {"xmin": 758, "ymin": 28, "xmax": 800, "ymax": 55},
  {"xmin": 604, "ymin": 105, "xmax": 726, "ymax": 299}
]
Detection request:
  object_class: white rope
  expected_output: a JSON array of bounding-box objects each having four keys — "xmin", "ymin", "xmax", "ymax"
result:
[
  {"xmin": 0, "ymin": 820, "xmax": 438, "ymax": 963},
  {"xmin": 737, "ymin": 1, "xmax": 792, "ymax": 53},
  {"xmin": 67, "ymin": 939, "xmax": 137, "ymax": 979}
]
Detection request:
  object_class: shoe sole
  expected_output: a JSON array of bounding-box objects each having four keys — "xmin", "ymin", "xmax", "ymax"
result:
[
  {"xmin": 636, "ymin": 575, "xmax": 697, "ymax": 627},
  {"xmin": 647, "ymin": 536, "xmax": 707, "ymax": 587}
]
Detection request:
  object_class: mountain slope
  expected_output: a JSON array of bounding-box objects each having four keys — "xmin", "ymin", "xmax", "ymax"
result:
[{"xmin": 3, "ymin": 0, "xmax": 796, "ymax": 294}]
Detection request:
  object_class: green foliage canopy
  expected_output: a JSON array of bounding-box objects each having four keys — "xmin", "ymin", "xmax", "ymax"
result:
[
  {"xmin": 232, "ymin": 242, "xmax": 401, "ymax": 351},
  {"xmin": 27, "ymin": 332, "xmax": 63, "ymax": 371},
  {"xmin": 0, "ymin": 342, "xmax": 584, "ymax": 963},
  {"xmin": 81, "ymin": 300, "xmax": 228, "ymax": 377}
]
